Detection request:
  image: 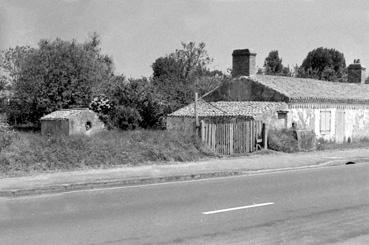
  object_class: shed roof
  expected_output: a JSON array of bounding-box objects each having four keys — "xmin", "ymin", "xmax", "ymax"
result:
[
  {"xmin": 168, "ymin": 100, "xmax": 287, "ymax": 118},
  {"xmin": 248, "ymin": 75, "xmax": 369, "ymax": 103},
  {"xmin": 40, "ymin": 108, "xmax": 95, "ymax": 121}
]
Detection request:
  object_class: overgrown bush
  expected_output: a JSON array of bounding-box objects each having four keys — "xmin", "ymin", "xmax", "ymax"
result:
[
  {"xmin": 268, "ymin": 128, "xmax": 299, "ymax": 153},
  {"xmin": 296, "ymin": 130, "xmax": 316, "ymax": 151}
]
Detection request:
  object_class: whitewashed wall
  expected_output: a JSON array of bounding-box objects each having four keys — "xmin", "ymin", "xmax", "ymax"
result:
[{"xmin": 288, "ymin": 103, "xmax": 369, "ymax": 142}]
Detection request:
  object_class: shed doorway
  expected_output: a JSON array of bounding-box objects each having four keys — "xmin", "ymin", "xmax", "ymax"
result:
[{"xmin": 200, "ymin": 120, "xmax": 264, "ymax": 155}]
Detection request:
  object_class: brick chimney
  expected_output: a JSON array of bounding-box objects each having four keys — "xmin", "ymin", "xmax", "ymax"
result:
[
  {"xmin": 232, "ymin": 49, "xmax": 256, "ymax": 78},
  {"xmin": 347, "ymin": 59, "xmax": 366, "ymax": 84}
]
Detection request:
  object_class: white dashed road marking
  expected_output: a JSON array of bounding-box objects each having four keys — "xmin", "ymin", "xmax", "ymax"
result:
[{"xmin": 203, "ymin": 202, "xmax": 274, "ymax": 215}]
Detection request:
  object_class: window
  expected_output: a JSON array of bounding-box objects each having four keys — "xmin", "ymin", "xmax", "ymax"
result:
[
  {"xmin": 85, "ymin": 121, "xmax": 92, "ymax": 131},
  {"xmin": 320, "ymin": 111, "xmax": 331, "ymax": 134},
  {"xmin": 277, "ymin": 111, "xmax": 287, "ymax": 119}
]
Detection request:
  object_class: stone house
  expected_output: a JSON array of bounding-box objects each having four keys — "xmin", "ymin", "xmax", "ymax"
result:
[
  {"xmin": 40, "ymin": 108, "xmax": 105, "ymax": 136},
  {"xmin": 169, "ymin": 48, "xmax": 369, "ymax": 144},
  {"xmin": 167, "ymin": 99, "xmax": 287, "ymax": 135}
]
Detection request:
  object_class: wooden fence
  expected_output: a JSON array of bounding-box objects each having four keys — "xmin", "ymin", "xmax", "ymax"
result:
[{"xmin": 200, "ymin": 120, "xmax": 264, "ymax": 155}]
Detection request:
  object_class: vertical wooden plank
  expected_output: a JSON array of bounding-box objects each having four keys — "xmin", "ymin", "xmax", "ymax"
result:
[
  {"xmin": 225, "ymin": 123, "xmax": 229, "ymax": 155},
  {"xmin": 251, "ymin": 121, "xmax": 254, "ymax": 152},
  {"xmin": 244, "ymin": 122, "xmax": 248, "ymax": 152},
  {"xmin": 249, "ymin": 121, "xmax": 252, "ymax": 153},
  {"xmin": 201, "ymin": 121, "xmax": 205, "ymax": 142},
  {"xmin": 212, "ymin": 123, "xmax": 216, "ymax": 151},
  {"xmin": 227, "ymin": 123, "xmax": 231, "ymax": 155},
  {"xmin": 222, "ymin": 123, "xmax": 226, "ymax": 154},
  {"xmin": 237, "ymin": 123, "xmax": 244, "ymax": 153},
  {"xmin": 242, "ymin": 122, "xmax": 246, "ymax": 153},
  {"xmin": 209, "ymin": 123, "xmax": 213, "ymax": 150},
  {"xmin": 234, "ymin": 122, "xmax": 237, "ymax": 153},
  {"xmin": 208, "ymin": 123, "xmax": 211, "ymax": 147},
  {"xmin": 226, "ymin": 123, "xmax": 229, "ymax": 155},
  {"xmin": 224, "ymin": 124, "xmax": 227, "ymax": 155},
  {"xmin": 250, "ymin": 121, "xmax": 253, "ymax": 152},
  {"xmin": 210, "ymin": 123, "xmax": 213, "ymax": 150},
  {"xmin": 230, "ymin": 123, "xmax": 234, "ymax": 155},
  {"xmin": 264, "ymin": 123, "xmax": 268, "ymax": 150}
]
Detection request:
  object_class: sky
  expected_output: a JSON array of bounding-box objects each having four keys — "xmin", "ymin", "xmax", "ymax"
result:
[{"xmin": 1, "ymin": 0, "xmax": 369, "ymax": 78}]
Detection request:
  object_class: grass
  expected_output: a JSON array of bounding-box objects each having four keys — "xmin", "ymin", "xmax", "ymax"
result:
[
  {"xmin": 317, "ymin": 137, "xmax": 369, "ymax": 151},
  {"xmin": 0, "ymin": 129, "xmax": 216, "ymax": 177}
]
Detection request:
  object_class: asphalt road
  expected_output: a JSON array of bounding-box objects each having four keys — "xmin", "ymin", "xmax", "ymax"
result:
[{"xmin": 1, "ymin": 163, "xmax": 369, "ymax": 245}]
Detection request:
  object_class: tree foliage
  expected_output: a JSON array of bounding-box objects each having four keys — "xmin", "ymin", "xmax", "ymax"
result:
[
  {"xmin": 264, "ymin": 50, "xmax": 283, "ymax": 75},
  {"xmin": 152, "ymin": 41, "xmax": 227, "ymax": 113},
  {"xmin": 297, "ymin": 47, "xmax": 346, "ymax": 81},
  {"xmin": 263, "ymin": 50, "xmax": 291, "ymax": 76},
  {"xmin": 92, "ymin": 76, "xmax": 165, "ymax": 130},
  {"xmin": 6, "ymin": 35, "xmax": 114, "ymax": 126},
  {"xmin": 0, "ymin": 46, "xmax": 35, "ymax": 89}
]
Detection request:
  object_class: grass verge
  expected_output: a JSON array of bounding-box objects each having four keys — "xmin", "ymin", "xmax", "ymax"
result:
[
  {"xmin": 317, "ymin": 137, "xmax": 369, "ymax": 151},
  {"xmin": 0, "ymin": 129, "xmax": 216, "ymax": 177}
]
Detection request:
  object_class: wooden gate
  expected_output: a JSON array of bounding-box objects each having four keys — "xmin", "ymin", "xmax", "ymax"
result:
[{"xmin": 200, "ymin": 120, "xmax": 263, "ymax": 155}]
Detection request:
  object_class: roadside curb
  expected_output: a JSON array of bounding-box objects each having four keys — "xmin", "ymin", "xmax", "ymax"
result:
[{"xmin": 1, "ymin": 158, "xmax": 367, "ymax": 198}]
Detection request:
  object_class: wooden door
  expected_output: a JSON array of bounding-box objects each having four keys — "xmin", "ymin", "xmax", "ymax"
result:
[{"xmin": 335, "ymin": 110, "xmax": 345, "ymax": 143}]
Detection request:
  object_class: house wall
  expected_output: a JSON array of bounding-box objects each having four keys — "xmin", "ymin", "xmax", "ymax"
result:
[
  {"xmin": 41, "ymin": 120, "xmax": 69, "ymax": 136},
  {"xmin": 69, "ymin": 110, "xmax": 105, "ymax": 136},
  {"xmin": 254, "ymin": 110, "xmax": 287, "ymax": 130},
  {"xmin": 288, "ymin": 103, "xmax": 369, "ymax": 142}
]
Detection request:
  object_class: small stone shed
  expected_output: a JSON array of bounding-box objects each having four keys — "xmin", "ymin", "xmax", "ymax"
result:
[
  {"xmin": 40, "ymin": 108, "xmax": 105, "ymax": 136},
  {"xmin": 167, "ymin": 99, "xmax": 288, "ymax": 135}
]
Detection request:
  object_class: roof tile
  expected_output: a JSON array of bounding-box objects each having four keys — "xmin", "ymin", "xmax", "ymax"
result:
[
  {"xmin": 249, "ymin": 75, "xmax": 369, "ymax": 103},
  {"xmin": 169, "ymin": 100, "xmax": 287, "ymax": 117}
]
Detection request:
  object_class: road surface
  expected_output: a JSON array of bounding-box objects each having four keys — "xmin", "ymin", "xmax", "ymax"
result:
[{"xmin": 1, "ymin": 163, "xmax": 369, "ymax": 244}]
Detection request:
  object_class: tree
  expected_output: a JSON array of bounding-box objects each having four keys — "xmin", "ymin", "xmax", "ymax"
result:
[
  {"xmin": 264, "ymin": 50, "xmax": 283, "ymax": 75},
  {"xmin": 281, "ymin": 66, "xmax": 292, "ymax": 77},
  {"xmin": 0, "ymin": 46, "xmax": 35, "ymax": 88},
  {"xmin": 152, "ymin": 41, "xmax": 226, "ymax": 112},
  {"xmin": 7, "ymin": 35, "xmax": 114, "ymax": 126},
  {"xmin": 298, "ymin": 47, "xmax": 346, "ymax": 81}
]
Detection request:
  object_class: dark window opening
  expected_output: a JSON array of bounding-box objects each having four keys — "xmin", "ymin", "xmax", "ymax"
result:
[
  {"xmin": 85, "ymin": 121, "xmax": 92, "ymax": 131},
  {"xmin": 277, "ymin": 111, "xmax": 287, "ymax": 119}
]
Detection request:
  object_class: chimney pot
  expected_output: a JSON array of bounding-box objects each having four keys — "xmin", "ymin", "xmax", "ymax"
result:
[
  {"xmin": 232, "ymin": 49, "xmax": 256, "ymax": 78},
  {"xmin": 348, "ymin": 59, "xmax": 366, "ymax": 84}
]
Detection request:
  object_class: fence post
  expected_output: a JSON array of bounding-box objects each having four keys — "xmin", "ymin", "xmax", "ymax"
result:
[
  {"xmin": 200, "ymin": 120, "xmax": 205, "ymax": 142},
  {"xmin": 229, "ymin": 123, "xmax": 233, "ymax": 155}
]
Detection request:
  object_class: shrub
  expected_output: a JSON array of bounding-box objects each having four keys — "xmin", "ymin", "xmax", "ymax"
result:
[
  {"xmin": 268, "ymin": 128, "xmax": 299, "ymax": 153},
  {"xmin": 112, "ymin": 106, "xmax": 142, "ymax": 130},
  {"xmin": 296, "ymin": 130, "xmax": 316, "ymax": 151}
]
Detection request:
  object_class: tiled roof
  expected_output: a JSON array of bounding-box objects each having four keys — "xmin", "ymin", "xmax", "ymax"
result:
[
  {"xmin": 168, "ymin": 100, "xmax": 287, "ymax": 118},
  {"xmin": 41, "ymin": 108, "xmax": 94, "ymax": 120},
  {"xmin": 248, "ymin": 75, "xmax": 369, "ymax": 103}
]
